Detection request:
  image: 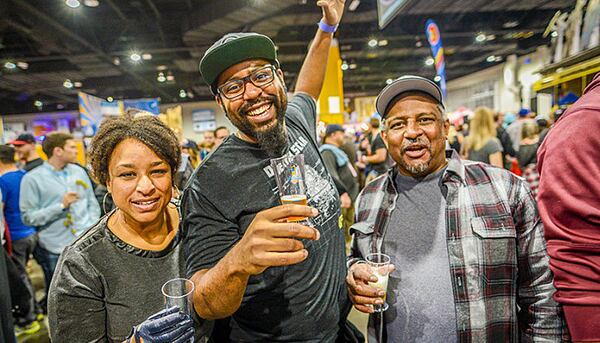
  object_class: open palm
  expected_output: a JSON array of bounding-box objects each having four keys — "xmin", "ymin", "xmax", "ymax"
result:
[{"xmin": 317, "ymin": 0, "xmax": 346, "ymax": 26}]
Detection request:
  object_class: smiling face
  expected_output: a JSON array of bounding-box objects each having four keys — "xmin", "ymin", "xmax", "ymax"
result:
[
  {"xmin": 216, "ymin": 59, "xmax": 288, "ymax": 156},
  {"xmin": 106, "ymin": 138, "xmax": 172, "ymax": 228},
  {"xmin": 382, "ymin": 93, "xmax": 449, "ymax": 177}
]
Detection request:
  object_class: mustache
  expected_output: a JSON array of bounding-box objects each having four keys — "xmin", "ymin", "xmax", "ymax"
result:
[
  {"xmin": 239, "ymin": 95, "xmax": 278, "ymax": 115},
  {"xmin": 401, "ymin": 137, "xmax": 430, "ymax": 153}
]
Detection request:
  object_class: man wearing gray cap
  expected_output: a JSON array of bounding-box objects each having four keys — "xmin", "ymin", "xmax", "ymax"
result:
[
  {"xmin": 181, "ymin": 1, "xmax": 353, "ymax": 342},
  {"xmin": 345, "ymin": 75, "xmax": 568, "ymax": 342}
]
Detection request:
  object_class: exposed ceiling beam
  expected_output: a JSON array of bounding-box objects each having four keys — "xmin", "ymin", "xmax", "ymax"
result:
[
  {"xmin": 144, "ymin": 0, "xmax": 168, "ymax": 48},
  {"xmin": 104, "ymin": 0, "xmax": 127, "ymax": 21}
]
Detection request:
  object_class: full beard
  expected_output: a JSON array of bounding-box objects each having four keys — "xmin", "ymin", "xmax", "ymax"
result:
[{"xmin": 236, "ymin": 92, "xmax": 288, "ymax": 157}]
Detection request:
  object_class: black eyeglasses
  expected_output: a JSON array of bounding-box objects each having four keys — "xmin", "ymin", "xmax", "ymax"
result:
[{"xmin": 217, "ymin": 65, "xmax": 276, "ymax": 100}]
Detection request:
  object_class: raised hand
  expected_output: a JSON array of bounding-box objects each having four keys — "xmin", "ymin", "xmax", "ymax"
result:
[{"xmin": 317, "ymin": 0, "xmax": 346, "ymax": 26}]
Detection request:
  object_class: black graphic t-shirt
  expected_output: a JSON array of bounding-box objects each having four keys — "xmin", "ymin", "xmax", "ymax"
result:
[{"xmin": 182, "ymin": 93, "xmax": 347, "ymax": 342}]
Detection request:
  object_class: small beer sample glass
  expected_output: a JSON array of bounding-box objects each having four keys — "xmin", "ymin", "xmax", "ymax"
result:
[
  {"xmin": 270, "ymin": 154, "xmax": 308, "ymax": 222},
  {"xmin": 365, "ymin": 253, "xmax": 392, "ymax": 312},
  {"xmin": 162, "ymin": 278, "xmax": 195, "ymax": 343}
]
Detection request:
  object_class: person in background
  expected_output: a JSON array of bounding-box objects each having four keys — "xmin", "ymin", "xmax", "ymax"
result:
[
  {"xmin": 182, "ymin": 139, "xmax": 200, "ymax": 169},
  {"xmin": 505, "ymin": 108, "xmax": 533, "ymax": 153},
  {"xmin": 199, "ymin": 130, "xmax": 216, "ymax": 161},
  {"xmin": 0, "ymin": 145, "xmax": 39, "ymax": 334},
  {"xmin": 10, "ymin": 133, "xmax": 43, "ymax": 172},
  {"xmin": 461, "ymin": 106, "xmax": 503, "ymax": 168},
  {"xmin": 320, "ymin": 124, "xmax": 359, "ymax": 241},
  {"xmin": 214, "ymin": 126, "xmax": 230, "ymax": 148},
  {"xmin": 0, "ymin": 198, "xmax": 16, "ymax": 343},
  {"xmin": 347, "ymin": 75, "xmax": 568, "ymax": 342},
  {"xmin": 494, "ymin": 111, "xmax": 516, "ymax": 168},
  {"xmin": 537, "ymin": 73, "xmax": 600, "ymax": 342},
  {"xmin": 360, "ymin": 117, "xmax": 389, "ymax": 184},
  {"xmin": 517, "ymin": 121, "xmax": 541, "ymax": 196},
  {"xmin": 20, "ymin": 132, "xmax": 100, "ymax": 312},
  {"xmin": 48, "ymin": 114, "xmax": 201, "ymax": 343}
]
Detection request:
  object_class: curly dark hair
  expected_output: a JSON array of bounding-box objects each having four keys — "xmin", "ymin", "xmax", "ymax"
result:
[{"xmin": 88, "ymin": 111, "xmax": 181, "ymax": 186}]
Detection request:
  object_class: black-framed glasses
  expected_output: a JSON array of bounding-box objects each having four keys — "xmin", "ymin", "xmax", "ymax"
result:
[{"xmin": 217, "ymin": 65, "xmax": 276, "ymax": 99}]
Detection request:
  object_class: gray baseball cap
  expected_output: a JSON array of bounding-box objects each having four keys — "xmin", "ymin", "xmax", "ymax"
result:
[{"xmin": 376, "ymin": 75, "xmax": 444, "ymax": 118}]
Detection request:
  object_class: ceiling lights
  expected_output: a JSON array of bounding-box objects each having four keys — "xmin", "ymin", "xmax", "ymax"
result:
[
  {"xmin": 129, "ymin": 53, "xmax": 141, "ymax": 62},
  {"xmin": 63, "ymin": 79, "xmax": 74, "ymax": 88},
  {"xmin": 368, "ymin": 39, "xmax": 378, "ymax": 47},
  {"xmin": 486, "ymin": 55, "xmax": 502, "ymax": 62},
  {"xmin": 341, "ymin": 62, "xmax": 349, "ymax": 71},
  {"xmin": 65, "ymin": 0, "xmax": 81, "ymax": 8},
  {"xmin": 386, "ymin": 78, "xmax": 393, "ymax": 85},
  {"xmin": 425, "ymin": 57, "xmax": 434, "ymax": 66},
  {"xmin": 434, "ymin": 75, "xmax": 441, "ymax": 82},
  {"xmin": 83, "ymin": 0, "xmax": 100, "ymax": 7},
  {"xmin": 348, "ymin": 0, "xmax": 360, "ymax": 11},
  {"xmin": 3, "ymin": 62, "xmax": 16, "ymax": 69}
]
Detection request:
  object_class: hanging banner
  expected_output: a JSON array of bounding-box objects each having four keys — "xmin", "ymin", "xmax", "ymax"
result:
[
  {"xmin": 79, "ymin": 92, "xmax": 160, "ymax": 136},
  {"xmin": 425, "ymin": 19, "xmax": 447, "ymax": 99}
]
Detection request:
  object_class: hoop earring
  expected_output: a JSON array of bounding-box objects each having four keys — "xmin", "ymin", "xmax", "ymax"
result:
[{"xmin": 102, "ymin": 191, "xmax": 111, "ymax": 214}]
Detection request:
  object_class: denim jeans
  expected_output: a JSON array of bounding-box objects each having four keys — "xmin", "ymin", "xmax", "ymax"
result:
[
  {"xmin": 33, "ymin": 243, "xmax": 60, "ymax": 309},
  {"xmin": 10, "ymin": 235, "xmax": 38, "ymax": 323}
]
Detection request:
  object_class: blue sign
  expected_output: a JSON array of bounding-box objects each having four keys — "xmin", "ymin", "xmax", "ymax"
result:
[{"xmin": 425, "ymin": 19, "xmax": 447, "ymax": 99}]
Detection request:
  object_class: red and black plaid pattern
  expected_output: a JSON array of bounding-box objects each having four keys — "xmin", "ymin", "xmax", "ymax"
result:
[{"xmin": 350, "ymin": 151, "xmax": 569, "ymax": 342}]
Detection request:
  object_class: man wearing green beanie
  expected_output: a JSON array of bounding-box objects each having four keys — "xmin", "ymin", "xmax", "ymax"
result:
[{"xmin": 182, "ymin": 1, "xmax": 355, "ymax": 342}]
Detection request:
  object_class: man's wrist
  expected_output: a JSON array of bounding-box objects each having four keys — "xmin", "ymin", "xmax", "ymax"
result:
[{"xmin": 318, "ymin": 19, "xmax": 338, "ymax": 33}]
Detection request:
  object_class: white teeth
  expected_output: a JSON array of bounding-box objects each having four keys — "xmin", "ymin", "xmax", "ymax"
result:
[
  {"xmin": 134, "ymin": 200, "xmax": 156, "ymax": 205},
  {"xmin": 247, "ymin": 103, "xmax": 271, "ymax": 116}
]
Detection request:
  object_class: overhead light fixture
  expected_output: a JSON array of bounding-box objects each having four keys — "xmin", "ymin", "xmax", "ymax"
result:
[
  {"xmin": 186, "ymin": 91, "xmax": 194, "ymax": 99},
  {"xmin": 156, "ymin": 65, "xmax": 168, "ymax": 71},
  {"xmin": 113, "ymin": 57, "xmax": 120, "ymax": 66},
  {"xmin": 551, "ymin": 31, "xmax": 558, "ymax": 38},
  {"xmin": 65, "ymin": 0, "xmax": 81, "ymax": 8},
  {"xmin": 157, "ymin": 72, "xmax": 166, "ymax": 82},
  {"xmin": 73, "ymin": 81, "xmax": 82, "ymax": 87},
  {"xmin": 34, "ymin": 100, "xmax": 43, "ymax": 107},
  {"xmin": 166, "ymin": 71, "xmax": 175, "ymax": 82},
  {"xmin": 3, "ymin": 61, "xmax": 16, "ymax": 69},
  {"xmin": 503, "ymin": 21, "xmax": 519, "ymax": 28},
  {"xmin": 83, "ymin": 0, "xmax": 99, "ymax": 7},
  {"xmin": 17, "ymin": 62, "xmax": 28, "ymax": 70},
  {"xmin": 142, "ymin": 53, "xmax": 152, "ymax": 60},
  {"xmin": 368, "ymin": 39, "xmax": 378, "ymax": 47},
  {"xmin": 57, "ymin": 104, "xmax": 65, "ymax": 110},
  {"xmin": 129, "ymin": 53, "xmax": 141, "ymax": 62},
  {"xmin": 106, "ymin": 96, "xmax": 114, "ymax": 102},
  {"xmin": 341, "ymin": 62, "xmax": 349, "ymax": 71},
  {"xmin": 415, "ymin": 41, "xmax": 422, "ymax": 48},
  {"xmin": 486, "ymin": 55, "xmax": 496, "ymax": 62},
  {"xmin": 475, "ymin": 33, "xmax": 487, "ymax": 42},
  {"xmin": 179, "ymin": 90, "xmax": 187, "ymax": 98},
  {"xmin": 63, "ymin": 79, "xmax": 74, "ymax": 88},
  {"xmin": 425, "ymin": 57, "xmax": 434, "ymax": 66},
  {"xmin": 378, "ymin": 39, "xmax": 388, "ymax": 46},
  {"xmin": 386, "ymin": 78, "xmax": 393, "ymax": 85},
  {"xmin": 494, "ymin": 56, "xmax": 503, "ymax": 62},
  {"xmin": 349, "ymin": 63, "xmax": 357, "ymax": 70},
  {"xmin": 434, "ymin": 75, "xmax": 441, "ymax": 82},
  {"xmin": 348, "ymin": 0, "xmax": 360, "ymax": 11},
  {"xmin": 486, "ymin": 34, "xmax": 496, "ymax": 41}
]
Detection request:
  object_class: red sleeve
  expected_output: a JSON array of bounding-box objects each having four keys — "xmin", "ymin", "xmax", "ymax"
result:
[{"xmin": 537, "ymin": 108, "xmax": 600, "ymax": 340}]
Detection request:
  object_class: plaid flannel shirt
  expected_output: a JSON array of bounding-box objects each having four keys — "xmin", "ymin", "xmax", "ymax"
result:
[{"xmin": 349, "ymin": 151, "xmax": 569, "ymax": 342}]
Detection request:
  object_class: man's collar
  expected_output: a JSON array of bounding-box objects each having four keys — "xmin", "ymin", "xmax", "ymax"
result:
[{"xmin": 443, "ymin": 150, "xmax": 466, "ymax": 185}]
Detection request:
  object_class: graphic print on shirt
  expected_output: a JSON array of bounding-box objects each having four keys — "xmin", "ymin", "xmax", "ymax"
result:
[{"xmin": 262, "ymin": 134, "xmax": 339, "ymax": 248}]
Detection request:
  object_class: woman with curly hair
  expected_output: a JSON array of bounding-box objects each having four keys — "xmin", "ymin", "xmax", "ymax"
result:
[{"xmin": 48, "ymin": 112, "xmax": 207, "ymax": 342}]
